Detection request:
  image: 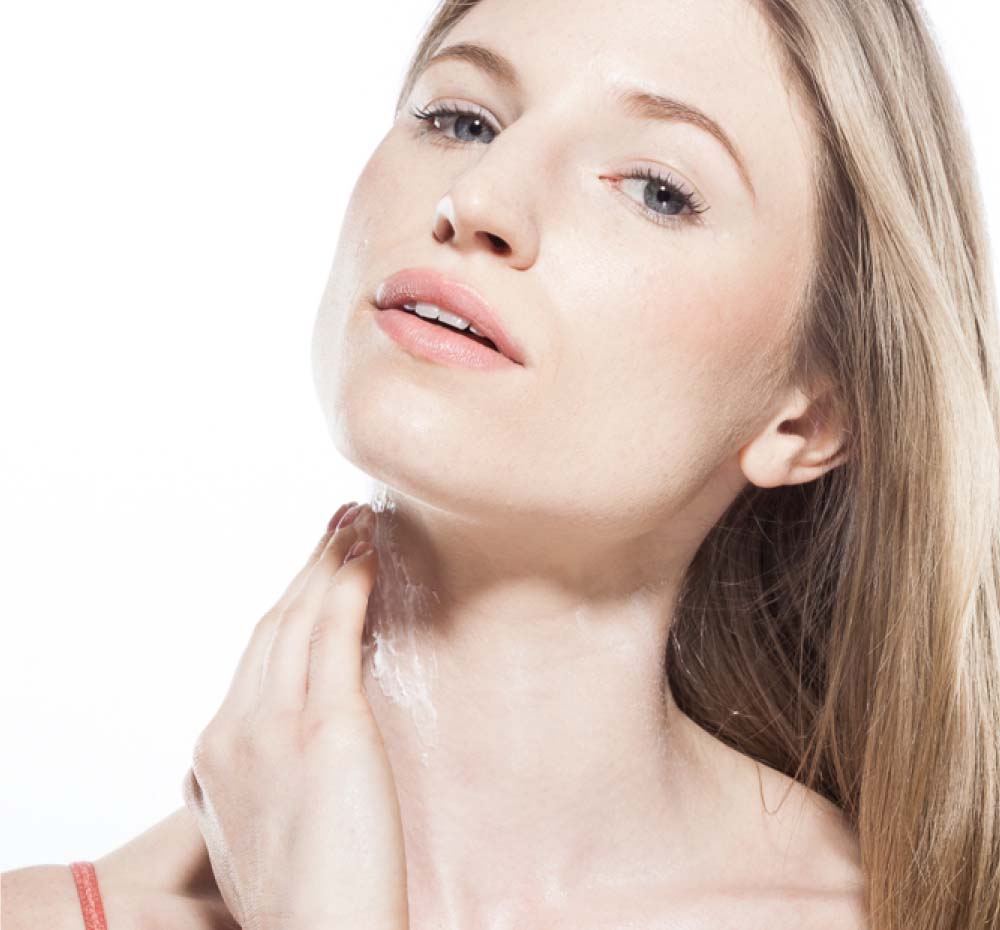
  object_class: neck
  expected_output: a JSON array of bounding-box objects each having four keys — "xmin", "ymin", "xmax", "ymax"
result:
[{"xmin": 357, "ymin": 486, "xmax": 734, "ymax": 922}]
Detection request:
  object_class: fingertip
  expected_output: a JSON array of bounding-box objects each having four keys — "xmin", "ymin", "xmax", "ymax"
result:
[{"xmin": 327, "ymin": 501, "xmax": 357, "ymax": 533}]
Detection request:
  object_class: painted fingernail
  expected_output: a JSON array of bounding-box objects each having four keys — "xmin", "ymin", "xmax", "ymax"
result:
[
  {"xmin": 327, "ymin": 502, "xmax": 356, "ymax": 532},
  {"xmin": 337, "ymin": 503, "xmax": 364, "ymax": 530},
  {"xmin": 345, "ymin": 540, "xmax": 373, "ymax": 562}
]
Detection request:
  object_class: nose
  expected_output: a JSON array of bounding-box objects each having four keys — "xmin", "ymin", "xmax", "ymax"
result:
[
  {"xmin": 432, "ymin": 192, "xmax": 511, "ymax": 254},
  {"xmin": 430, "ymin": 184, "xmax": 538, "ymax": 268}
]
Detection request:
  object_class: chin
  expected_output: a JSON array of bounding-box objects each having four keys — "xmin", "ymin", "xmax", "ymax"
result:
[
  {"xmin": 311, "ymin": 297, "xmax": 538, "ymax": 519},
  {"xmin": 326, "ymin": 377, "xmax": 501, "ymax": 509}
]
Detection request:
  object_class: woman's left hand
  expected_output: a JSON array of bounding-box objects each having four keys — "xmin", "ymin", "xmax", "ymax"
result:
[{"xmin": 181, "ymin": 502, "xmax": 409, "ymax": 930}]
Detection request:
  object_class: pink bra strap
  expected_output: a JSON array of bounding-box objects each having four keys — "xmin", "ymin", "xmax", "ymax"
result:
[{"xmin": 69, "ymin": 861, "xmax": 109, "ymax": 930}]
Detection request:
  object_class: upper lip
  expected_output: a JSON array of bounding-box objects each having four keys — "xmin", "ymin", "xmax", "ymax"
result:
[{"xmin": 374, "ymin": 267, "xmax": 526, "ymax": 365}]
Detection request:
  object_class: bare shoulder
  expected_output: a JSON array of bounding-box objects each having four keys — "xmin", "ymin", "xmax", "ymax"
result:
[
  {"xmin": 746, "ymin": 759, "xmax": 869, "ymax": 929},
  {"xmin": 94, "ymin": 804, "xmax": 236, "ymax": 930},
  {"xmin": 679, "ymin": 722, "xmax": 869, "ymax": 929},
  {"xmin": 92, "ymin": 804, "xmax": 219, "ymax": 898},
  {"xmin": 676, "ymin": 767, "xmax": 868, "ymax": 930},
  {"xmin": 0, "ymin": 862, "xmax": 175, "ymax": 930},
  {"xmin": 1, "ymin": 806, "xmax": 234, "ymax": 930},
  {"xmin": 2, "ymin": 864, "xmax": 94, "ymax": 930}
]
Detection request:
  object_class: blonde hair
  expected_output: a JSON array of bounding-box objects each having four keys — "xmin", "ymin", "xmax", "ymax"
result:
[{"xmin": 393, "ymin": 2, "xmax": 1000, "ymax": 927}]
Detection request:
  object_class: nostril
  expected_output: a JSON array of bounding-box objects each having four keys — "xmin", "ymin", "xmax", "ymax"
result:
[
  {"xmin": 432, "ymin": 213, "xmax": 453, "ymax": 242},
  {"xmin": 480, "ymin": 231, "xmax": 510, "ymax": 254}
]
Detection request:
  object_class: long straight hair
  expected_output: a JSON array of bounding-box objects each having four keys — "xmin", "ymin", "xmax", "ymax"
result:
[{"xmin": 393, "ymin": 3, "xmax": 1000, "ymax": 927}]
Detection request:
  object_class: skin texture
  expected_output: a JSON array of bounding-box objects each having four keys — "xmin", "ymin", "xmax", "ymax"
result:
[
  {"xmin": 5, "ymin": 1, "xmax": 865, "ymax": 929},
  {"xmin": 306, "ymin": 0, "xmax": 862, "ymax": 927}
]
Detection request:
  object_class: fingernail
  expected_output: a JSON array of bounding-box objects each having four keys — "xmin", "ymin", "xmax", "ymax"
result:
[
  {"xmin": 327, "ymin": 502, "xmax": 356, "ymax": 533},
  {"xmin": 345, "ymin": 540, "xmax": 373, "ymax": 562}
]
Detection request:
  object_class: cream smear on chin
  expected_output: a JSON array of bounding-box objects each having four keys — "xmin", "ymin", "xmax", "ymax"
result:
[{"xmin": 361, "ymin": 486, "xmax": 440, "ymax": 765}]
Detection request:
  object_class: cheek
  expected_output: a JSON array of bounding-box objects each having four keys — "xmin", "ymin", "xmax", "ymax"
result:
[
  {"xmin": 530, "ymin": 245, "xmax": 797, "ymax": 500},
  {"xmin": 312, "ymin": 131, "xmax": 429, "ymax": 412},
  {"xmin": 329, "ymin": 126, "xmax": 428, "ymax": 268},
  {"xmin": 628, "ymin": 228, "xmax": 804, "ymax": 421},
  {"xmin": 656, "ymin": 273, "xmax": 787, "ymax": 411}
]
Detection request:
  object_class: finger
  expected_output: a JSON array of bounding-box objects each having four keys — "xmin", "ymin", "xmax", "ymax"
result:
[
  {"xmin": 213, "ymin": 504, "xmax": 355, "ymax": 723},
  {"xmin": 266, "ymin": 502, "xmax": 357, "ymax": 615},
  {"xmin": 305, "ymin": 540, "xmax": 378, "ymax": 711},
  {"xmin": 259, "ymin": 507, "xmax": 373, "ymax": 711}
]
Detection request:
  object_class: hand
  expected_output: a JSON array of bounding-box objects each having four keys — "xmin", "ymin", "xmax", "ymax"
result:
[{"xmin": 181, "ymin": 502, "xmax": 408, "ymax": 930}]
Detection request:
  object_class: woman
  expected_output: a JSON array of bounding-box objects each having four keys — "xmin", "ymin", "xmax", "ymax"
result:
[{"xmin": 4, "ymin": 0, "xmax": 998, "ymax": 928}]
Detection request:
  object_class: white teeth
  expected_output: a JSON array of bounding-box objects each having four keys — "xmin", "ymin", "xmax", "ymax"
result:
[
  {"xmin": 401, "ymin": 301, "xmax": 475, "ymax": 333},
  {"xmin": 398, "ymin": 302, "xmax": 494, "ymax": 346}
]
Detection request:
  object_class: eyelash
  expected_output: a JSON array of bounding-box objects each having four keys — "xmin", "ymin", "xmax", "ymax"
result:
[{"xmin": 407, "ymin": 101, "xmax": 710, "ymax": 228}]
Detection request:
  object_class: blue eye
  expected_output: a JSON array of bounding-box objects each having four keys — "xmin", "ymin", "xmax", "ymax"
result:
[
  {"xmin": 409, "ymin": 102, "xmax": 499, "ymax": 145},
  {"xmin": 615, "ymin": 165, "xmax": 709, "ymax": 226},
  {"xmin": 408, "ymin": 102, "xmax": 710, "ymax": 228}
]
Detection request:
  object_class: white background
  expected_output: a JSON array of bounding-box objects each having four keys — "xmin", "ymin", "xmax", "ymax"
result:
[{"xmin": 2, "ymin": 1, "xmax": 997, "ymax": 871}]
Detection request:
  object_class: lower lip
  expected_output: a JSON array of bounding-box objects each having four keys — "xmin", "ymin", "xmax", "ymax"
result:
[{"xmin": 373, "ymin": 307, "xmax": 519, "ymax": 371}]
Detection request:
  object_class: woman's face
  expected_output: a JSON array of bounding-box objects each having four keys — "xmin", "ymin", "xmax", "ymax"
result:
[{"xmin": 312, "ymin": 0, "xmax": 817, "ymax": 538}]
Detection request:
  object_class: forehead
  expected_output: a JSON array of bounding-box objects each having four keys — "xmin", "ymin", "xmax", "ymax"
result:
[{"xmin": 431, "ymin": 0, "xmax": 817, "ymax": 221}]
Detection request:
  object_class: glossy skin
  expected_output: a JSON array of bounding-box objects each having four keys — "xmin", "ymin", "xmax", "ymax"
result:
[{"xmin": 4, "ymin": 0, "xmax": 868, "ymax": 927}]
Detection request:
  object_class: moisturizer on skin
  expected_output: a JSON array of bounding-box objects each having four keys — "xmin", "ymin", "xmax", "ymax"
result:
[{"xmin": 361, "ymin": 486, "xmax": 441, "ymax": 765}]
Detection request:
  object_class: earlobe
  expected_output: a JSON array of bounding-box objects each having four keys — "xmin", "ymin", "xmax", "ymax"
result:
[{"xmin": 739, "ymin": 385, "xmax": 850, "ymax": 489}]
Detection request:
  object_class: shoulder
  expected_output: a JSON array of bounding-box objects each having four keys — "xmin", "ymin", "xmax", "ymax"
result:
[
  {"xmin": 102, "ymin": 884, "xmax": 236, "ymax": 930},
  {"xmin": 0, "ymin": 862, "xmax": 172, "ymax": 930},
  {"xmin": 2, "ymin": 864, "xmax": 92, "ymax": 930},
  {"xmin": 92, "ymin": 805, "xmax": 221, "ymax": 900},
  {"xmin": 1, "ymin": 807, "xmax": 234, "ymax": 930},
  {"xmin": 94, "ymin": 804, "xmax": 236, "ymax": 930},
  {"xmin": 0, "ymin": 861, "xmax": 233, "ymax": 930},
  {"xmin": 743, "ymin": 760, "xmax": 869, "ymax": 929},
  {"xmin": 681, "ymin": 721, "xmax": 869, "ymax": 928},
  {"xmin": 676, "ymin": 883, "xmax": 868, "ymax": 930}
]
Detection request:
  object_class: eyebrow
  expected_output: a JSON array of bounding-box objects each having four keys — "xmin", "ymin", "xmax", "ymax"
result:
[{"xmin": 417, "ymin": 42, "xmax": 757, "ymax": 202}]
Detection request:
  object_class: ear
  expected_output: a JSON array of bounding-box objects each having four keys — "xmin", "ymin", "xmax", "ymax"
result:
[{"xmin": 738, "ymin": 384, "xmax": 850, "ymax": 489}]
